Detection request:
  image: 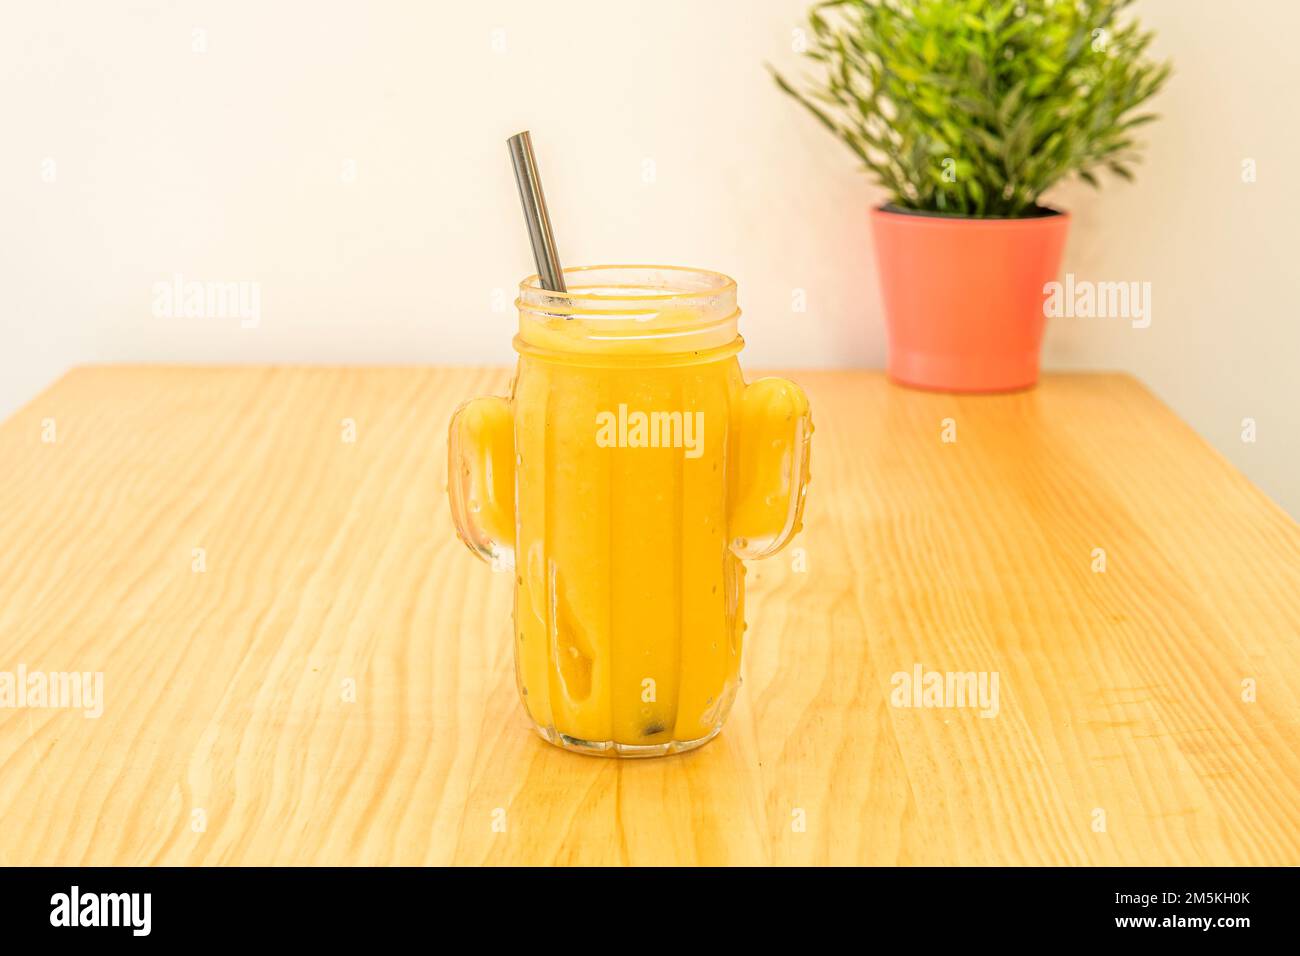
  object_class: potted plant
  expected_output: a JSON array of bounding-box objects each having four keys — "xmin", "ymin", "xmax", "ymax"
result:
[{"xmin": 773, "ymin": 0, "xmax": 1171, "ymax": 392}]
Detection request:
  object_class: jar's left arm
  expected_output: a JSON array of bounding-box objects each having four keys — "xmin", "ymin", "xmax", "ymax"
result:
[
  {"xmin": 728, "ymin": 377, "xmax": 813, "ymax": 560},
  {"xmin": 448, "ymin": 396, "xmax": 516, "ymax": 569}
]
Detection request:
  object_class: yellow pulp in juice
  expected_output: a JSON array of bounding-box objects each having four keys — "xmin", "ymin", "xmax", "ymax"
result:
[{"xmin": 511, "ymin": 311, "xmax": 746, "ymax": 747}]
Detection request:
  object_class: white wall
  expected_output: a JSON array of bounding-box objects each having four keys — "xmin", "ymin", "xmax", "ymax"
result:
[{"xmin": 2, "ymin": 1, "xmax": 1296, "ymax": 515}]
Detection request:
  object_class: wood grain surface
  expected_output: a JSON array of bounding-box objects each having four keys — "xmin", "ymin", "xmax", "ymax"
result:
[{"xmin": 0, "ymin": 366, "xmax": 1297, "ymax": 866}]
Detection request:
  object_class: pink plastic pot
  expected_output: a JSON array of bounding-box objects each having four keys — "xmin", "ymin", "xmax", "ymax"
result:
[{"xmin": 870, "ymin": 205, "xmax": 1070, "ymax": 392}]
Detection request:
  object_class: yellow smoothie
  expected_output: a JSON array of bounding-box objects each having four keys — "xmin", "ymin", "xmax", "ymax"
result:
[{"xmin": 449, "ymin": 266, "xmax": 811, "ymax": 756}]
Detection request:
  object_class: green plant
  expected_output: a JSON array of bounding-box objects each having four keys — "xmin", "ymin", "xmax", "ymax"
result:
[{"xmin": 772, "ymin": 0, "xmax": 1171, "ymax": 217}]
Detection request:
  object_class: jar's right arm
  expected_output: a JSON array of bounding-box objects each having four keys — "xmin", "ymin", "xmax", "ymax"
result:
[
  {"xmin": 729, "ymin": 377, "xmax": 813, "ymax": 560},
  {"xmin": 448, "ymin": 396, "xmax": 516, "ymax": 570}
]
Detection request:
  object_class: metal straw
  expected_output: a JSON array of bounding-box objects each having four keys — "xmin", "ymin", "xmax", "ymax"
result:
[{"xmin": 507, "ymin": 131, "xmax": 568, "ymax": 294}]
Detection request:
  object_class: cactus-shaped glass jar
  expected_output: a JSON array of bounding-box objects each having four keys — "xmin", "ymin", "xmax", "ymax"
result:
[{"xmin": 449, "ymin": 266, "xmax": 811, "ymax": 756}]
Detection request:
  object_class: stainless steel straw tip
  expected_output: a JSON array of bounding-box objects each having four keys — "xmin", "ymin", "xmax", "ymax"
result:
[{"xmin": 507, "ymin": 131, "xmax": 568, "ymax": 294}]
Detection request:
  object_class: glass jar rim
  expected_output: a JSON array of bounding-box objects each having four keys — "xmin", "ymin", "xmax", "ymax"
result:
[
  {"xmin": 514, "ymin": 265, "xmax": 741, "ymax": 359},
  {"xmin": 517, "ymin": 264, "xmax": 736, "ymax": 311}
]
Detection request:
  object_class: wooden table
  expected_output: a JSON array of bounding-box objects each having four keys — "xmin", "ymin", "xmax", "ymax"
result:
[{"xmin": 1, "ymin": 367, "xmax": 1297, "ymax": 866}]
